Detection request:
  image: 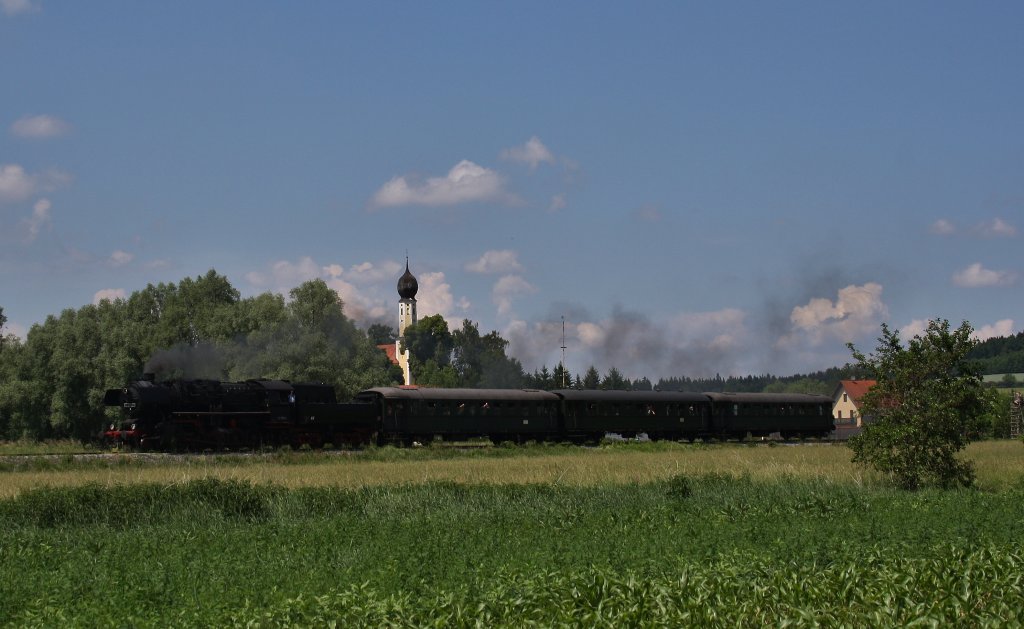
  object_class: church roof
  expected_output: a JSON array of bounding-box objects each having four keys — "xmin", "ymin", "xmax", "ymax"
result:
[
  {"xmin": 397, "ymin": 259, "xmax": 418, "ymax": 299},
  {"xmin": 377, "ymin": 343, "xmax": 400, "ymax": 366}
]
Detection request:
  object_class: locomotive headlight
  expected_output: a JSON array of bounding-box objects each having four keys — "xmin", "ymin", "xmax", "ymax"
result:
[{"xmin": 109, "ymin": 424, "xmax": 115, "ymax": 431}]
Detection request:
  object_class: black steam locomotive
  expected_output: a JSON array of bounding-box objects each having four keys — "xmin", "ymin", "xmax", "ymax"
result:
[
  {"xmin": 103, "ymin": 376, "xmax": 835, "ymax": 450},
  {"xmin": 102, "ymin": 376, "xmax": 376, "ymax": 450}
]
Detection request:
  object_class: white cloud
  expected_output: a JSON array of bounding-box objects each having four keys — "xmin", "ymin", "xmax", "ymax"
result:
[
  {"xmin": 22, "ymin": 197, "xmax": 51, "ymax": 241},
  {"xmin": 1, "ymin": 0, "xmax": 38, "ymax": 16},
  {"xmin": 245, "ymin": 257, "xmax": 452, "ymax": 326},
  {"xmin": 93, "ymin": 288, "xmax": 126, "ymax": 304},
  {"xmin": 548, "ymin": 193, "xmax": 567, "ymax": 212},
  {"xmin": 902, "ymin": 317, "xmax": 1016, "ymax": 343},
  {"xmin": 974, "ymin": 319, "xmax": 1015, "ymax": 342},
  {"xmin": 416, "ymin": 271, "xmax": 469, "ymax": 328},
  {"xmin": 0, "ymin": 164, "xmax": 70, "ymax": 203},
  {"xmin": 109, "ymin": 250, "xmax": 134, "ymax": 266},
  {"xmin": 370, "ymin": 160, "xmax": 508, "ymax": 208},
  {"xmin": 466, "ymin": 250, "xmax": 522, "ymax": 274},
  {"xmin": 973, "ymin": 218, "xmax": 1017, "ymax": 238},
  {"xmin": 929, "ymin": 219, "xmax": 955, "ymax": 235},
  {"xmin": 245, "ymin": 256, "xmax": 322, "ymax": 290},
  {"xmin": 345, "ymin": 260, "xmax": 403, "ymax": 284},
  {"xmin": 0, "ymin": 164, "xmax": 34, "ymax": 203},
  {"xmin": 899, "ymin": 318, "xmax": 929, "ymax": 340},
  {"xmin": 492, "ymin": 274, "xmax": 536, "ymax": 316},
  {"xmin": 500, "ymin": 136, "xmax": 555, "ymax": 170},
  {"xmin": 788, "ymin": 282, "xmax": 888, "ymax": 345},
  {"xmin": 323, "ymin": 276, "xmax": 390, "ymax": 323},
  {"xmin": 11, "ymin": 114, "xmax": 70, "ymax": 139},
  {"xmin": 952, "ymin": 263, "xmax": 1016, "ymax": 288}
]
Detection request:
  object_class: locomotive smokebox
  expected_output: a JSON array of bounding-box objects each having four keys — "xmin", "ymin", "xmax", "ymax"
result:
[{"xmin": 142, "ymin": 372, "xmax": 156, "ymax": 382}]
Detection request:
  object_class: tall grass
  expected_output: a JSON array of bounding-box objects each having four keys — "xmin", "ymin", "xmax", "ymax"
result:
[
  {"xmin": 2, "ymin": 440, "xmax": 1022, "ymax": 498},
  {"xmin": 1, "ymin": 477, "xmax": 1022, "ymax": 627},
  {"xmin": 0, "ymin": 439, "xmax": 99, "ymax": 456}
]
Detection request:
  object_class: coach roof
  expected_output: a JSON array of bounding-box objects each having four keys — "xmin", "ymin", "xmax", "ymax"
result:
[
  {"xmin": 552, "ymin": 390, "xmax": 710, "ymax": 403},
  {"xmin": 359, "ymin": 387, "xmax": 560, "ymax": 402},
  {"xmin": 704, "ymin": 392, "xmax": 832, "ymax": 404}
]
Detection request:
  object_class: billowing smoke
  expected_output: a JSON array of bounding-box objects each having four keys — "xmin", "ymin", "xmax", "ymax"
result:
[
  {"xmin": 144, "ymin": 342, "xmax": 228, "ymax": 380},
  {"xmin": 506, "ymin": 263, "xmax": 894, "ymax": 381},
  {"xmin": 507, "ymin": 304, "xmax": 751, "ymax": 381}
]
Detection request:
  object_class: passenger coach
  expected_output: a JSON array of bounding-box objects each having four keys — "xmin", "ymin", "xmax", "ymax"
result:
[
  {"xmin": 354, "ymin": 387, "xmax": 561, "ymax": 445},
  {"xmin": 553, "ymin": 389, "xmax": 711, "ymax": 442},
  {"xmin": 705, "ymin": 392, "xmax": 834, "ymax": 439}
]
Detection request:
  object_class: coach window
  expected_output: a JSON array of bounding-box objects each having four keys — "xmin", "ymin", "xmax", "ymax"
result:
[{"xmin": 732, "ymin": 404, "xmax": 739, "ymax": 417}]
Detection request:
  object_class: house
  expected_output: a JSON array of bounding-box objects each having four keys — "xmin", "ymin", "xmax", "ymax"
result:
[{"xmin": 832, "ymin": 379, "xmax": 876, "ymax": 430}]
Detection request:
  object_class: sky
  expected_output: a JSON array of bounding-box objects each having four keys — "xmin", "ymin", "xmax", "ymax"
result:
[{"xmin": 1, "ymin": 1, "xmax": 1022, "ymax": 380}]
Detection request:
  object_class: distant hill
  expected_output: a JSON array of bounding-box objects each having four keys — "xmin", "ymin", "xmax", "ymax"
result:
[{"xmin": 969, "ymin": 331, "xmax": 1024, "ymax": 375}]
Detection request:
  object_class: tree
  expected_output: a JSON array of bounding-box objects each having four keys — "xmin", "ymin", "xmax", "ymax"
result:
[
  {"xmin": 847, "ymin": 319, "xmax": 986, "ymax": 490},
  {"xmin": 762, "ymin": 377, "xmax": 830, "ymax": 395},
  {"xmin": 582, "ymin": 366, "xmax": 601, "ymax": 390},
  {"xmin": 451, "ymin": 319, "xmax": 524, "ymax": 388},
  {"xmin": 366, "ymin": 323, "xmax": 397, "ymax": 345},
  {"xmin": 631, "ymin": 376, "xmax": 653, "ymax": 391},
  {"xmin": 601, "ymin": 367, "xmax": 629, "ymax": 390},
  {"xmin": 552, "ymin": 363, "xmax": 572, "ymax": 389},
  {"xmin": 401, "ymin": 314, "xmax": 454, "ymax": 384},
  {"xmin": 288, "ymin": 279, "xmax": 341, "ymax": 329}
]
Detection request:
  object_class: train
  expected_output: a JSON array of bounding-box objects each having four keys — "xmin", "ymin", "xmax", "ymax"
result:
[{"xmin": 103, "ymin": 375, "xmax": 835, "ymax": 450}]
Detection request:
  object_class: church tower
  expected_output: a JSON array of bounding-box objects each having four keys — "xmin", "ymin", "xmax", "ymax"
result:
[{"xmin": 396, "ymin": 258, "xmax": 418, "ymax": 385}]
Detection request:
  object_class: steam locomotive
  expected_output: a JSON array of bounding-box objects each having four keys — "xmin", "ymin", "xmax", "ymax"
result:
[
  {"xmin": 102, "ymin": 376, "xmax": 376, "ymax": 450},
  {"xmin": 103, "ymin": 376, "xmax": 835, "ymax": 450}
]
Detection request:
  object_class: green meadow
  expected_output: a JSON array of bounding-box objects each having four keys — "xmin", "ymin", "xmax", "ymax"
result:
[{"xmin": 1, "ymin": 441, "xmax": 1022, "ymax": 627}]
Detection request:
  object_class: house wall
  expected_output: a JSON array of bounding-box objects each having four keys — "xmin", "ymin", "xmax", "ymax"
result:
[{"xmin": 832, "ymin": 389, "xmax": 861, "ymax": 427}]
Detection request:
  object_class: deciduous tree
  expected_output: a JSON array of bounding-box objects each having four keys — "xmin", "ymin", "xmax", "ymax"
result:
[{"xmin": 847, "ymin": 319, "xmax": 985, "ymax": 489}]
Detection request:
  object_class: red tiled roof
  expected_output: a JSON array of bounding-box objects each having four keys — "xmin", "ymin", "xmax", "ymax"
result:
[
  {"xmin": 835, "ymin": 379, "xmax": 876, "ymax": 408},
  {"xmin": 377, "ymin": 343, "xmax": 399, "ymax": 366}
]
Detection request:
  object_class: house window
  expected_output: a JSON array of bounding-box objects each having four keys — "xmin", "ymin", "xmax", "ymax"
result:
[
  {"xmin": 837, "ymin": 410, "xmax": 843, "ymax": 419},
  {"xmin": 843, "ymin": 393, "xmax": 849, "ymax": 403}
]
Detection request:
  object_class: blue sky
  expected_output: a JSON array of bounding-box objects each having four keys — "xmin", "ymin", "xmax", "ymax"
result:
[{"xmin": 1, "ymin": 1, "xmax": 1021, "ymax": 379}]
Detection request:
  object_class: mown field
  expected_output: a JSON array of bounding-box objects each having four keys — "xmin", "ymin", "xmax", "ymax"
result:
[{"xmin": 1, "ymin": 441, "xmax": 1023, "ymax": 627}]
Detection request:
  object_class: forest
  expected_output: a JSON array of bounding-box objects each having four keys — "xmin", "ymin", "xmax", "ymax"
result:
[{"xmin": 0, "ymin": 269, "xmax": 1019, "ymax": 441}]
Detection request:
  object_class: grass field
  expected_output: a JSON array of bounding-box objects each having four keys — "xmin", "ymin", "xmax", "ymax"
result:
[
  {"xmin": 1, "ymin": 440, "xmax": 1023, "ymax": 498},
  {"xmin": 1, "ymin": 440, "xmax": 1022, "ymax": 626}
]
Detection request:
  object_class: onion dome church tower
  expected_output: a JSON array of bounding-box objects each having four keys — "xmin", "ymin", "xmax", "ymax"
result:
[{"xmin": 396, "ymin": 258, "xmax": 418, "ymax": 385}]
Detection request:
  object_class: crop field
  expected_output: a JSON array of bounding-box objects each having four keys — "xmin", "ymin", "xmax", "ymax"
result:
[{"xmin": 1, "ymin": 441, "xmax": 1023, "ymax": 626}]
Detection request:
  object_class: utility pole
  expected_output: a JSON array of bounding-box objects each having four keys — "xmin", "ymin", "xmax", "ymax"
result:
[{"xmin": 560, "ymin": 316, "xmax": 567, "ymax": 388}]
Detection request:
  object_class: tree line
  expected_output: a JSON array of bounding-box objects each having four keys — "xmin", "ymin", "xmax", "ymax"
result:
[
  {"xmin": 0, "ymin": 271, "xmax": 400, "ymax": 440},
  {"xmin": 0, "ymin": 271, "xmax": 643, "ymax": 441},
  {"xmin": 1, "ymin": 271, "xmax": 1019, "ymax": 448}
]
